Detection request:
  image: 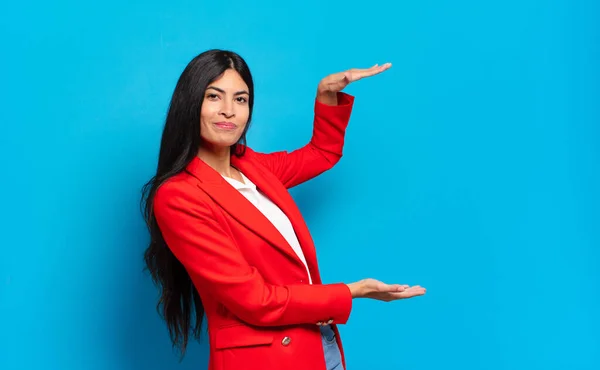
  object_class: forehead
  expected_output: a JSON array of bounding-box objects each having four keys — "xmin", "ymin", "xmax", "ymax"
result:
[{"xmin": 209, "ymin": 69, "xmax": 248, "ymax": 90}]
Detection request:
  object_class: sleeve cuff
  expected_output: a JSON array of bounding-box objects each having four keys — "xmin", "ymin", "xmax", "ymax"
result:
[{"xmin": 314, "ymin": 92, "xmax": 355, "ymax": 127}]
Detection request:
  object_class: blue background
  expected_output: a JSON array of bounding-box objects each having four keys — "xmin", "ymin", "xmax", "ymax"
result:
[{"xmin": 1, "ymin": 0, "xmax": 598, "ymax": 369}]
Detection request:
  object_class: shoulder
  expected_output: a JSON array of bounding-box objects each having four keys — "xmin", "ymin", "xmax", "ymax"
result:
[
  {"xmin": 234, "ymin": 144, "xmax": 287, "ymax": 167},
  {"xmin": 153, "ymin": 171, "xmax": 213, "ymax": 218},
  {"xmin": 234, "ymin": 144, "xmax": 262, "ymax": 158}
]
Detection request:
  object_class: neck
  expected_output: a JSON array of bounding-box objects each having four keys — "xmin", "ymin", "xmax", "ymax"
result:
[{"xmin": 197, "ymin": 144, "xmax": 236, "ymax": 177}]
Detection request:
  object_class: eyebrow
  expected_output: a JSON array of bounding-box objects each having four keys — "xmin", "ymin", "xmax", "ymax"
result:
[{"xmin": 206, "ymin": 86, "xmax": 249, "ymax": 95}]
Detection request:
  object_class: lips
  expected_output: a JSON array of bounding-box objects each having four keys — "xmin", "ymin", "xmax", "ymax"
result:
[{"xmin": 213, "ymin": 122, "xmax": 237, "ymax": 130}]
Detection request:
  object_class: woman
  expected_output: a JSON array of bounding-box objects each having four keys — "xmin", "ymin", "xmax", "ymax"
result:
[{"xmin": 141, "ymin": 49, "xmax": 426, "ymax": 370}]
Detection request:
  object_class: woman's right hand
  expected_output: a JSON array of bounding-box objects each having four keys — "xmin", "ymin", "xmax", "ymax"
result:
[{"xmin": 347, "ymin": 278, "xmax": 426, "ymax": 301}]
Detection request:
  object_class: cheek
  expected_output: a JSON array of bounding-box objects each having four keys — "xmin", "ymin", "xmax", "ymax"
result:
[
  {"xmin": 200, "ymin": 104, "xmax": 218, "ymax": 124},
  {"xmin": 238, "ymin": 106, "xmax": 250, "ymax": 122}
]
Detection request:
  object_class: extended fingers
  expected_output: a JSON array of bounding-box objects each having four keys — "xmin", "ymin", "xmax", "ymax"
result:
[
  {"xmin": 389, "ymin": 286, "xmax": 427, "ymax": 299},
  {"xmin": 375, "ymin": 282, "xmax": 406, "ymax": 292},
  {"xmin": 348, "ymin": 63, "xmax": 391, "ymax": 81},
  {"xmin": 330, "ymin": 63, "xmax": 391, "ymax": 82},
  {"xmin": 405, "ymin": 286, "xmax": 427, "ymax": 296}
]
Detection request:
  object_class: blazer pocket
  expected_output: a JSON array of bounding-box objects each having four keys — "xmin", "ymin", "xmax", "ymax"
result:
[{"xmin": 214, "ymin": 325, "xmax": 274, "ymax": 349}]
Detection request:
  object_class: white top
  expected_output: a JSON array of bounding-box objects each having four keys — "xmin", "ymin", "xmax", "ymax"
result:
[{"xmin": 222, "ymin": 171, "xmax": 313, "ymax": 284}]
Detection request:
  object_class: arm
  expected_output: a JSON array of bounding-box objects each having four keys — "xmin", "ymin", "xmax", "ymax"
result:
[
  {"xmin": 153, "ymin": 183, "xmax": 353, "ymax": 327},
  {"xmin": 249, "ymin": 92, "xmax": 354, "ymax": 189}
]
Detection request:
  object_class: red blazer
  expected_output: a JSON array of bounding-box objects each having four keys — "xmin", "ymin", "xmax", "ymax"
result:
[{"xmin": 154, "ymin": 92, "xmax": 355, "ymax": 370}]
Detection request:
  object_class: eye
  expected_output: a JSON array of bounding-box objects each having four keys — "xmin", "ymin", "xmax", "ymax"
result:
[
  {"xmin": 206, "ymin": 93, "xmax": 219, "ymax": 100},
  {"xmin": 236, "ymin": 96, "xmax": 248, "ymax": 103}
]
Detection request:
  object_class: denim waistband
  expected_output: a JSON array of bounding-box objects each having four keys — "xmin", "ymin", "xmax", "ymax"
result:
[{"xmin": 319, "ymin": 324, "xmax": 336, "ymax": 341}]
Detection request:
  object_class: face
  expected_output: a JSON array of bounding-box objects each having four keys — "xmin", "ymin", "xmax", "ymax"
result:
[{"xmin": 199, "ymin": 69, "xmax": 250, "ymax": 150}]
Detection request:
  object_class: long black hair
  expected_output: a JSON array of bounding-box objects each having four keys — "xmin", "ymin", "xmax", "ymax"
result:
[{"xmin": 141, "ymin": 49, "xmax": 255, "ymax": 357}]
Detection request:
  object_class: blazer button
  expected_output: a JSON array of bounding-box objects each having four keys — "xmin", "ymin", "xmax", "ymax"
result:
[{"xmin": 281, "ymin": 336, "xmax": 291, "ymax": 346}]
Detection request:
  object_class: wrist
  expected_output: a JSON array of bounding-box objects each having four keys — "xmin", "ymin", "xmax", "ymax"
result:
[
  {"xmin": 347, "ymin": 281, "xmax": 365, "ymax": 298},
  {"xmin": 316, "ymin": 89, "xmax": 338, "ymax": 106}
]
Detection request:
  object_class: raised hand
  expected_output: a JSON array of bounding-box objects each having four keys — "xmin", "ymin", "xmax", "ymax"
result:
[
  {"xmin": 347, "ymin": 278, "xmax": 426, "ymax": 302},
  {"xmin": 316, "ymin": 63, "xmax": 392, "ymax": 105}
]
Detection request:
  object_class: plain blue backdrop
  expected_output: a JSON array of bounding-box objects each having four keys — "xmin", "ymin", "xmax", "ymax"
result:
[{"xmin": 1, "ymin": 1, "xmax": 598, "ymax": 369}]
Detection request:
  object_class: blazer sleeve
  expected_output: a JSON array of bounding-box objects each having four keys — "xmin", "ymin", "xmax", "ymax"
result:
[
  {"xmin": 248, "ymin": 92, "xmax": 354, "ymax": 189},
  {"xmin": 153, "ymin": 182, "xmax": 353, "ymax": 327}
]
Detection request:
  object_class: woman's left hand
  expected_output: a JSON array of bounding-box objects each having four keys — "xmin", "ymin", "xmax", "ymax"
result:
[{"xmin": 316, "ymin": 63, "xmax": 392, "ymax": 105}]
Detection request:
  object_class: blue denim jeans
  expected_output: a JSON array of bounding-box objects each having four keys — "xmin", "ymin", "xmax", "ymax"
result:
[{"xmin": 320, "ymin": 325, "xmax": 344, "ymax": 370}]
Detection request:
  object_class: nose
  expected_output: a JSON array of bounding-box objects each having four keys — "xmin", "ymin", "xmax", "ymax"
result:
[{"xmin": 219, "ymin": 100, "xmax": 235, "ymax": 118}]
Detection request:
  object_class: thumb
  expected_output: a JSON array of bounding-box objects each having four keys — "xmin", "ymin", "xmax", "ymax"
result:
[
  {"xmin": 376, "ymin": 283, "xmax": 406, "ymax": 292},
  {"xmin": 390, "ymin": 284, "xmax": 407, "ymax": 292}
]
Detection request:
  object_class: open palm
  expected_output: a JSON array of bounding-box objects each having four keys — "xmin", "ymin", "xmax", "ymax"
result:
[
  {"xmin": 318, "ymin": 63, "xmax": 392, "ymax": 94},
  {"xmin": 360, "ymin": 278, "xmax": 426, "ymax": 302}
]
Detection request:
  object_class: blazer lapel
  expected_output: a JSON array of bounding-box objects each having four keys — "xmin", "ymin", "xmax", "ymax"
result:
[
  {"xmin": 185, "ymin": 156, "xmax": 308, "ymax": 271},
  {"xmin": 231, "ymin": 155, "xmax": 323, "ymax": 284}
]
